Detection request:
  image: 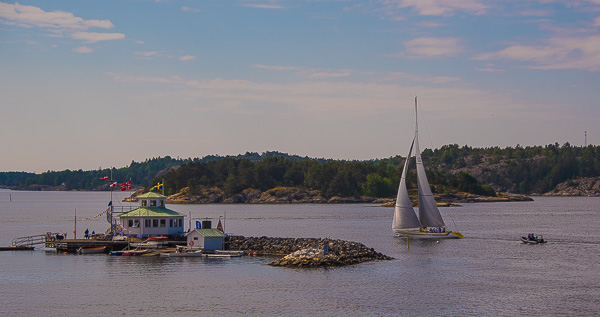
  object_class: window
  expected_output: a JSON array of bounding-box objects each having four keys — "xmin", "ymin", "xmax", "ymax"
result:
[
  {"xmin": 169, "ymin": 219, "xmax": 174, "ymax": 227},
  {"xmin": 160, "ymin": 200, "xmax": 164, "ymax": 207},
  {"xmin": 153, "ymin": 219, "xmax": 158, "ymax": 227},
  {"xmin": 145, "ymin": 219, "xmax": 151, "ymax": 227},
  {"xmin": 132, "ymin": 220, "xmax": 139, "ymax": 228},
  {"xmin": 150, "ymin": 200, "xmax": 157, "ymax": 207},
  {"xmin": 160, "ymin": 219, "xmax": 166, "ymax": 227},
  {"xmin": 128, "ymin": 219, "xmax": 133, "ymax": 227},
  {"xmin": 141, "ymin": 200, "xmax": 147, "ymax": 207},
  {"xmin": 178, "ymin": 219, "xmax": 182, "ymax": 227}
]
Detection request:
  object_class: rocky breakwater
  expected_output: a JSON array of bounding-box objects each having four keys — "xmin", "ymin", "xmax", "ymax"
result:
[{"xmin": 227, "ymin": 236, "xmax": 393, "ymax": 267}]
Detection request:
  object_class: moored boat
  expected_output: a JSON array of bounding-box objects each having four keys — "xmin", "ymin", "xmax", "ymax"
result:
[{"xmin": 77, "ymin": 246, "xmax": 107, "ymax": 254}]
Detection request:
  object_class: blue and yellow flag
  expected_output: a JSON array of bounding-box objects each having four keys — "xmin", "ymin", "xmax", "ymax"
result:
[{"xmin": 150, "ymin": 181, "xmax": 163, "ymax": 191}]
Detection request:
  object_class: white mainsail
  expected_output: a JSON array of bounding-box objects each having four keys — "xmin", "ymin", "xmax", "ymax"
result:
[
  {"xmin": 392, "ymin": 137, "xmax": 421, "ymax": 230},
  {"xmin": 393, "ymin": 97, "xmax": 446, "ymax": 230}
]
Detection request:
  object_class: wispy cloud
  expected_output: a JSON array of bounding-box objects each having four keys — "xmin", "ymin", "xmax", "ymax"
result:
[
  {"xmin": 252, "ymin": 64, "xmax": 353, "ymax": 79},
  {"xmin": 106, "ymin": 73, "xmax": 183, "ymax": 84},
  {"xmin": 242, "ymin": 4, "xmax": 285, "ymax": 9},
  {"xmin": 179, "ymin": 55, "xmax": 196, "ymax": 61},
  {"xmin": 474, "ymin": 35, "xmax": 600, "ymax": 71},
  {"xmin": 134, "ymin": 51, "xmax": 161, "ymax": 60},
  {"xmin": 73, "ymin": 46, "xmax": 94, "ymax": 54},
  {"xmin": 181, "ymin": 6, "xmax": 201, "ymax": 13},
  {"xmin": 391, "ymin": 37, "xmax": 464, "ymax": 58},
  {"xmin": 388, "ymin": 0, "xmax": 487, "ymax": 16},
  {"xmin": 71, "ymin": 32, "xmax": 125, "ymax": 43},
  {"xmin": 0, "ymin": 2, "xmax": 114, "ymax": 29}
]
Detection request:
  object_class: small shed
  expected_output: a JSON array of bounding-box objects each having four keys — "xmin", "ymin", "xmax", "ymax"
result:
[{"xmin": 186, "ymin": 229, "xmax": 225, "ymax": 251}]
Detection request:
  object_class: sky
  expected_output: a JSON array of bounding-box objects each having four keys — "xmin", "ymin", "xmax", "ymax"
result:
[{"xmin": 1, "ymin": 0, "xmax": 599, "ymax": 172}]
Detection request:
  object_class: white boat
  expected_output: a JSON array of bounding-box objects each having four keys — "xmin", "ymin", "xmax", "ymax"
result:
[
  {"xmin": 392, "ymin": 97, "xmax": 463, "ymax": 239},
  {"xmin": 130, "ymin": 241, "xmax": 160, "ymax": 249},
  {"xmin": 160, "ymin": 246, "xmax": 203, "ymax": 257}
]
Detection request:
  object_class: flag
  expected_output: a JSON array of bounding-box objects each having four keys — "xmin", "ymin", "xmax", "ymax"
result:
[
  {"xmin": 110, "ymin": 181, "xmax": 117, "ymax": 187},
  {"xmin": 108, "ymin": 201, "xmax": 112, "ymax": 207},
  {"xmin": 150, "ymin": 181, "xmax": 163, "ymax": 191},
  {"xmin": 100, "ymin": 175, "xmax": 109, "ymax": 180},
  {"xmin": 217, "ymin": 219, "xmax": 223, "ymax": 233},
  {"xmin": 120, "ymin": 181, "xmax": 132, "ymax": 191}
]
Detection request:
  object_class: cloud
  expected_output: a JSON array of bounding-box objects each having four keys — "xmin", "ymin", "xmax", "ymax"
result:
[
  {"xmin": 134, "ymin": 51, "xmax": 160, "ymax": 59},
  {"xmin": 71, "ymin": 32, "xmax": 125, "ymax": 43},
  {"xmin": 179, "ymin": 55, "xmax": 196, "ymax": 61},
  {"xmin": 594, "ymin": 16, "xmax": 600, "ymax": 27},
  {"xmin": 391, "ymin": 0, "xmax": 487, "ymax": 16},
  {"xmin": 394, "ymin": 37, "xmax": 464, "ymax": 58},
  {"xmin": 181, "ymin": 6, "xmax": 201, "ymax": 13},
  {"xmin": 0, "ymin": 2, "xmax": 113, "ymax": 30},
  {"xmin": 243, "ymin": 4, "xmax": 285, "ymax": 9},
  {"xmin": 252, "ymin": 64, "xmax": 352, "ymax": 79},
  {"xmin": 252, "ymin": 64, "xmax": 301, "ymax": 71},
  {"xmin": 474, "ymin": 35, "xmax": 600, "ymax": 71},
  {"xmin": 73, "ymin": 46, "xmax": 94, "ymax": 53},
  {"xmin": 106, "ymin": 73, "xmax": 183, "ymax": 84}
]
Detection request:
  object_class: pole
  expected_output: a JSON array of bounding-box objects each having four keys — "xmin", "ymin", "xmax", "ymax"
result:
[
  {"xmin": 74, "ymin": 208, "xmax": 77, "ymax": 239},
  {"xmin": 162, "ymin": 178, "xmax": 165, "ymax": 196},
  {"xmin": 406, "ymin": 233, "xmax": 410, "ymax": 249}
]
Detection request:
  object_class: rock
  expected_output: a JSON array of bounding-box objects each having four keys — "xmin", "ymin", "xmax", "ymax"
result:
[{"xmin": 226, "ymin": 236, "xmax": 393, "ymax": 268}]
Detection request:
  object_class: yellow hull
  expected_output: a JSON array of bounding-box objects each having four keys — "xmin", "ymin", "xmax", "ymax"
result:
[{"xmin": 394, "ymin": 229, "xmax": 463, "ymax": 239}]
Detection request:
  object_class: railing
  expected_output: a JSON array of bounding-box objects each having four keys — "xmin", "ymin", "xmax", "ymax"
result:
[{"xmin": 11, "ymin": 234, "xmax": 48, "ymax": 246}]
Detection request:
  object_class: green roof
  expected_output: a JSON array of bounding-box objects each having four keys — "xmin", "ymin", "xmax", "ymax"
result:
[
  {"xmin": 137, "ymin": 192, "xmax": 166, "ymax": 199},
  {"xmin": 119, "ymin": 206, "xmax": 185, "ymax": 218},
  {"xmin": 187, "ymin": 229, "xmax": 225, "ymax": 238}
]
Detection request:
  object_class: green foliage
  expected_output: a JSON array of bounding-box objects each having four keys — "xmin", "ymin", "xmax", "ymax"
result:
[{"xmin": 2, "ymin": 144, "xmax": 599, "ymax": 197}]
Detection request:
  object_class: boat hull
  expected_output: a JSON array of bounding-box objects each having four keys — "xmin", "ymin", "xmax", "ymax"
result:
[
  {"xmin": 521, "ymin": 237, "xmax": 545, "ymax": 244},
  {"xmin": 160, "ymin": 251, "xmax": 203, "ymax": 257},
  {"xmin": 77, "ymin": 246, "xmax": 107, "ymax": 254},
  {"xmin": 394, "ymin": 229, "xmax": 463, "ymax": 239}
]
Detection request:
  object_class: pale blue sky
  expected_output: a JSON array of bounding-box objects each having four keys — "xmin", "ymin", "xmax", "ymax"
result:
[{"xmin": 1, "ymin": 0, "xmax": 599, "ymax": 172}]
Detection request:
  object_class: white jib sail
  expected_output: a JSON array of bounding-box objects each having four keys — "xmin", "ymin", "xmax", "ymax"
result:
[{"xmin": 414, "ymin": 121, "xmax": 446, "ymax": 228}]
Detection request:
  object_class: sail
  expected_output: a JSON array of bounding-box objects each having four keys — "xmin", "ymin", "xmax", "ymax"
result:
[
  {"xmin": 414, "ymin": 131, "xmax": 446, "ymax": 228},
  {"xmin": 392, "ymin": 137, "xmax": 421, "ymax": 230}
]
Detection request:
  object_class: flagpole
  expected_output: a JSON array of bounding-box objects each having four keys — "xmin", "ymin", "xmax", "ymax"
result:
[{"xmin": 74, "ymin": 208, "xmax": 77, "ymax": 239}]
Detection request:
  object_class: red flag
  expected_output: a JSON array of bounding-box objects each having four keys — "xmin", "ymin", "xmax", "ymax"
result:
[
  {"xmin": 100, "ymin": 176, "xmax": 109, "ymax": 180},
  {"xmin": 110, "ymin": 181, "xmax": 117, "ymax": 187},
  {"xmin": 120, "ymin": 182, "xmax": 131, "ymax": 191}
]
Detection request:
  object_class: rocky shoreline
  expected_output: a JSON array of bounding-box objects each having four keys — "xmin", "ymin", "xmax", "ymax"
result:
[
  {"xmin": 226, "ymin": 236, "xmax": 393, "ymax": 267},
  {"xmin": 158, "ymin": 186, "xmax": 532, "ymax": 205}
]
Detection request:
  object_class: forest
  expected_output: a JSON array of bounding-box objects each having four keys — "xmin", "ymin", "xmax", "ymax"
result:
[{"xmin": 2, "ymin": 143, "xmax": 599, "ymax": 198}]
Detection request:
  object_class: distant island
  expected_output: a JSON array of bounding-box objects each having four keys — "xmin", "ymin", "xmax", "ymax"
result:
[{"xmin": 2, "ymin": 143, "xmax": 599, "ymax": 200}]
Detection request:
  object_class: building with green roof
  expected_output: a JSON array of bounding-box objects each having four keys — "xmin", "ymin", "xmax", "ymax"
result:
[
  {"xmin": 186, "ymin": 229, "xmax": 226, "ymax": 250},
  {"xmin": 118, "ymin": 192, "xmax": 185, "ymax": 237}
]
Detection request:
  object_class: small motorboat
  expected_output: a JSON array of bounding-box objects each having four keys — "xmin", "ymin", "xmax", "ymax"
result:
[
  {"xmin": 521, "ymin": 234, "xmax": 546, "ymax": 244},
  {"xmin": 160, "ymin": 245, "xmax": 203, "ymax": 257},
  {"xmin": 77, "ymin": 246, "xmax": 107, "ymax": 254}
]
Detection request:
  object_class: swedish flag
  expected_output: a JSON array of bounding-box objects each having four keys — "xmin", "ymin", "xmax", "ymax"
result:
[{"xmin": 150, "ymin": 181, "xmax": 163, "ymax": 191}]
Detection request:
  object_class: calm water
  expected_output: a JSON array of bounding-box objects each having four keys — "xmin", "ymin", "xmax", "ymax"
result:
[{"xmin": 1, "ymin": 190, "xmax": 599, "ymax": 316}]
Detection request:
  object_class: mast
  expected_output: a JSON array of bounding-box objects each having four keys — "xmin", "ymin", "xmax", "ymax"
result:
[{"xmin": 414, "ymin": 97, "xmax": 446, "ymax": 228}]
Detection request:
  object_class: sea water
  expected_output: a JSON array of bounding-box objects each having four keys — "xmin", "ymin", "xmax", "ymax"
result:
[{"xmin": 1, "ymin": 190, "xmax": 599, "ymax": 316}]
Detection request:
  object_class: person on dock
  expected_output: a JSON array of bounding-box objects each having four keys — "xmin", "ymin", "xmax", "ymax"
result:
[{"xmin": 85, "ymin": 228, "xmax": 89, "ymax": 239}]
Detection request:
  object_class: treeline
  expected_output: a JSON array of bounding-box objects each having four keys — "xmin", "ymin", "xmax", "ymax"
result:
[
  {"xmin": 423, "ymin": 143, "xmax": 600, "ymax": 194},
  {"xmin": 1, "ymin": 157, "xmax": 186, "ymax": 191},
  {"xmin": 3, "ymin": 143, "xmax": 599, "ymax": 196},
  {"xmin": 155, "ymin": 156, "xmax": 496, "ymax": 199}
]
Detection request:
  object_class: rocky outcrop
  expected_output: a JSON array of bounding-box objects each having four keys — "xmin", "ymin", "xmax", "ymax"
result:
[
  {"xmin": 163, "ymin": 186, "xmax": 380, "ymax": 204},
  {"xmin": 379, "ymin": 191, "xmax": 533, "ymax": 207},
  {"xmin": 226, "ymin": 236, "xmax": 393, "ymax": 267},
  {"xmin": 543, "ymin": 177, "xmax": 600, "ymax": 196}
]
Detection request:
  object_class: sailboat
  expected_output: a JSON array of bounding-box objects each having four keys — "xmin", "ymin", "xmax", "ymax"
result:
[{"xmin": 392, "ymin": 97, "xmax": 463, "ymax": 239}]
